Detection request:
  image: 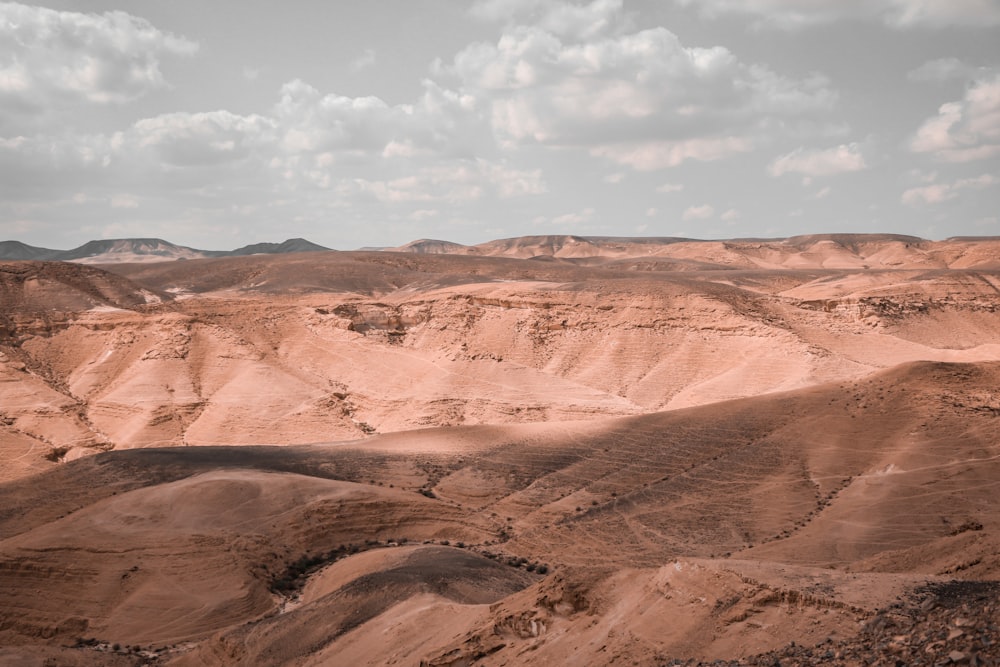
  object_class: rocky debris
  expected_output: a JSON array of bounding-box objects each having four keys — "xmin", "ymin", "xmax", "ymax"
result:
[{"xmin": 665, "ymin": 580, "xmax": 1000, "ymax": 666}]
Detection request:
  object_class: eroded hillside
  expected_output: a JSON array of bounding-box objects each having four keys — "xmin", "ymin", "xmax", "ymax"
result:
[{"xmin": 2, "ymin": 246, "xmax": 1000, "ymax": 477}]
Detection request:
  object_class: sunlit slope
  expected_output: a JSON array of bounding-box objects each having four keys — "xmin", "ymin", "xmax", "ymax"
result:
[
  {"xmin": 1, "ymin": 251, "xmax": 997, "ymax": 474},
  {"xmin": 0, "ymin": 361, "xmax": 996, "ymax": 662}
]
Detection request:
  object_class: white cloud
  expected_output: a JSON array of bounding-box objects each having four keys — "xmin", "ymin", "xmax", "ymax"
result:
[
  {"xmin": 550, "ymin": 207, "xmax": 596, "ymax": 225},
  {"xmin": 674, "ymin": 0, "xmax": 1000, "ymax": 29},
  {"xmin": 334, "ymin": 161, "xmax": 545, "ymax": 204},
  {"xmin": 409, "ymin": 209, "xmax": 439, "ymax": 221},
  {"xmin": 470, "ymin": 0, "xmax": 541, "ymax": 22},
  {"xmin": 682, "ymin": 204, "xmax": 714, "ymax": 220},
  {"xmin": 350, "ymin": 48, "xmax": 377, "ymax": 73},
  {"xmin": 445, "ymin": 20, "xmax": 835, "ymax": 168},
  {"xmin": 0, "ymin": 3, "xmax": 197, "ymax": 131},
  {"xmin": 910, "ymin": 73, "xmax": 1000, "ymax": 162},
  {"xmin": 0, "ymin": 132, "xmax": 117, "ymax": 192},
  {"xmin": 471, "ymin": 0, "xmax": 626, "ymax": 40},
  {"xmin": 487, "ymin": 162, "xmax": 548, "ymax": 197},
  {"xmin": 907, "ymin": 58, "xmax": 977, "ymax": 83},
  {"xmin": 14, "ymin": 1, "xmax": 994, "ymax": 248},
  {"xmin": 0, "ymin": 73, "xmax": 541, "ymax": 215},
  {"xmin": 901, "ymin": 173, "xmax": 997, "ymax": 206},
  {"xmin": 536, "ymin": 0, "xmax": 625, "ymax": 39},
  {"xmin": 273, "ymin": 79, "xmax": 488, "ymax": 160},
  {"xmin": 768, "ymin": 143, "xmax": 867, "ymax": 177},
  {"xmin": 110, "ymin": 194, "xmax": 139, "ymax": 209},
  {"xmin": 125, "ymin": 110, "xmax": 276, "ymax": 167},
  {"xmin": 887, "ymin": 0, "xmax": 1000, "ymax": 28},
  {"xmin": 592, "ymin": 136, "xmax": 752, "ymax": 171}
]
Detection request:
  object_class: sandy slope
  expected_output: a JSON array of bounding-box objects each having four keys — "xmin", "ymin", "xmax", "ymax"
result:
[{"xmin": 0, "ymin": 360, "xmax": 997, "ymax": 664}]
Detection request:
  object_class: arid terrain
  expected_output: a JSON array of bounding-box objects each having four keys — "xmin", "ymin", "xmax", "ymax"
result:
[{"xmin": 0, "ymin": 234, "xmax": 998, "ymax": 666}]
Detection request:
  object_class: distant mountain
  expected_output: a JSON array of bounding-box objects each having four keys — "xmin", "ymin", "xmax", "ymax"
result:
[
  {"xmin": 390, "ymin": 239, "xmax": 471, "ymax": 254},
  {"xmin": 0, "ymin": 238, "xmax": 331, "ymax": 264},
  {"xmin": 60, "ymin": 238, "xmax": 207, "ymax": 264},
  {"xmin": 386, "ymin": 233, "xmax": 1000, "ymax": 270},
  {"xmin": 8, "ymin": 233, "xmax": 1000, "ymax": 270},
  {"xmin": 781, "ymin": 233, "xmax": 927, "ymax": 250},
  {"xmin": 392, "ymin": 235, "xmax": 697, "ymax": 259},
  {"xmin": 0, "ymin": 240, "xmax": 61, "ymax": 261},
  {"xmin": 227, "ymin": 238, "xmax": 330, "ymax": 256}
]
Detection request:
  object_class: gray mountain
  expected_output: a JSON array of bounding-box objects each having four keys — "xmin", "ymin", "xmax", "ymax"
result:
[
  {"xmin": 226, "ymin": 238, "xmax": 330, "ymax": 256},
  {"xmin": 0, "ymin": 240, "xmax": 62, "ymax": 261},
  {"xmin": 0, "ymin": 237, "xmax": 331, "ymax": 264}
]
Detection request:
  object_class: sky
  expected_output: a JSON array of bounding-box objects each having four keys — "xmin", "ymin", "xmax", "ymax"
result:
[{"xmin": 1, "ymin": 0, "xmax": 998, "ymax": 250}]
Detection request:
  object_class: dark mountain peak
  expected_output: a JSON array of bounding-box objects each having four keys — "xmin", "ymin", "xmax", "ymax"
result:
[
  {"xmin": 0, "ymin": 237, "xmax": 332, "ymax": 263},
  {"xmin": 0, "ymin": 240, "xmax": 62, "ymax": 261},
  {"xmin": 227, "ymin": 238, "xmax": 331, "ymax": 256}
]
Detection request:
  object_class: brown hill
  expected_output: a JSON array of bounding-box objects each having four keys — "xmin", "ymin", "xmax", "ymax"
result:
[
  {"xmin": 0, "ymin": 361, "xmax": 997, "ymax": 664},
  {"xmin": 0, "ymin": 262, "xmax": 167, "ymax": 480},
  {"xmin": 0, "ymin": 261, "xmax": 164, "ymax": 316},
  {"xmin": 1, "ymin": 251, "xmax": 998, "ymax": 474},
  {"xmin": 382, "ymin": 233, "xmax": 1000, "ymax": 271}
]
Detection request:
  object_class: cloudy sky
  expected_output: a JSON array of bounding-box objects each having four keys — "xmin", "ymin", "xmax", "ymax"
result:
[{"xmin": 1, "ymin": 0, "xmax": 998, "ymax": 250}]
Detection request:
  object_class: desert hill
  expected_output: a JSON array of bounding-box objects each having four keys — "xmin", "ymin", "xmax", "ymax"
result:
[
  {"xmin": 0, "ymin": 361, "xmax": 997, "ymax": 664},
  {"xmin": 0, "ymin": 247, "xmax": 999, "ymax": 475},
  {"xmin": 0, "ymin": 235, "xmax": 999, "ymax": 665},
  {"xmin": 387, "ymin": 233, "xmax": 1000, "ymax": 270}
]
